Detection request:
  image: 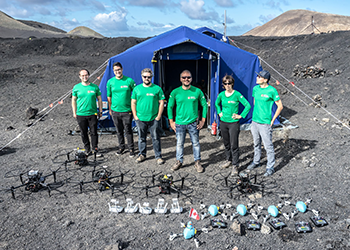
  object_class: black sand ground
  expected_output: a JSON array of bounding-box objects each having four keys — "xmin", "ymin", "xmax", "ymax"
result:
[{"xmin": 0, "ymin": 32, "xmax": 349, "ymax": 250}]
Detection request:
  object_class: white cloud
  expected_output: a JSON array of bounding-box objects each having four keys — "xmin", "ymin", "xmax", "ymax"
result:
[
  {"xmin": 259, "ymin": 14, "xmax": 275, "ymax": 24},
  {"xmin": 180, "ymin": 0, "xmax": 219, "ymax": 22},
  {"xmin": 92, "ymin": 9, "xmax": 129, "ymax": 34},
  {"xmin": 214, "ymin": 0, "xmax": 235, "ymax": 7},
  {"xmin": 116, "ymin": 0, "xmax": 168, "ymax": 7}
]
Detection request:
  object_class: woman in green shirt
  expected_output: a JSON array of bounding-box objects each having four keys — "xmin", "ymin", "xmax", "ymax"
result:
[{"xmin": 215, "ymin": 75, "xmax": 251, "ymax": 175}]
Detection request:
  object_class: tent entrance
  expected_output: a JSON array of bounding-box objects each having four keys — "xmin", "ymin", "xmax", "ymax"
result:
[
  {"xmin": 159, "ymin": 59, "xmax": 210, "ymax": 100},
  {"xmin": 155, "ymin": 59, "xmax": 212, "ymax": 126}
]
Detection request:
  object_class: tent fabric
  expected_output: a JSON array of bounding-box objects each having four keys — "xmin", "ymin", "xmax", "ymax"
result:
[
  {"xmin": 99, "ymin": 26, "xmax": 265, "ymax": 127},
  {"xmin": 195, "ymin": 27, "xmax": 230, "ymax": 44}
]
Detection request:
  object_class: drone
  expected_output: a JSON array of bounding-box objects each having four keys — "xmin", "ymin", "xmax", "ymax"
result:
[
  {"xmin": 213, "ymin": 171, "xmax": 264, "ymax": 199},
  {"xmin": 132, "ymin": 170, "xmax": 197, "ymax": 201},
  {"xmin": 52, "ymin": 148, "xmax": 105, "ymax": 170},
  {"xmin": 69, "ymin": 166, "xmax": 135, "ymax": 197},
  {"xmin": 3, "ymin": 168, "xmax": 65, "ymax": 199}
]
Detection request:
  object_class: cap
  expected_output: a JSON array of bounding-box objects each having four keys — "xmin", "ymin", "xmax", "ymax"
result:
[{"xmin": 258, "ymin": 70, "xmax": 271, "ymax": 81}]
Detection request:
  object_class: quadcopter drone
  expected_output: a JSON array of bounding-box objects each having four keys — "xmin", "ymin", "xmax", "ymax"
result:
[
  {"xmin": 52, "ymin": 148, "xmax": 105, "ymax": 170},
  {"xmin": 213, "ymin": 171, "xmax": 264, "ymax": 199},
  {"xmin": 68, "ymin": 165, "xmax": 135, "ymax": 197},
  {"xmin": 3, "ymin": 168, "xmax": 65, "ymax": 199},
  {"xmin": 132, "ymin": 170, "xmax": 197, "ymax": 201}
]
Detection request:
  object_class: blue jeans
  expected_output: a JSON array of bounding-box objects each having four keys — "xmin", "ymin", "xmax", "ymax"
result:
[
  {"xmin": 135, "ymin": 119, "xmax": 161, "ymax": 159},
  {"xmin": 175, "ymin": 122, "xmax": 200, "ymax": 163},
  {"xmin": 251, "ymin": 121, "xmax": 275, "ymax": 170}
]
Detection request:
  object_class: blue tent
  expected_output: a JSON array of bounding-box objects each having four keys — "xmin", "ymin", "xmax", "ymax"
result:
[
  {"xmin": 195, "ymin": 27, "xmax": 230, "ymax": 44},
  {"xmin": 99, "ymin": 26, "xmax": 263, "ymax": 127}
]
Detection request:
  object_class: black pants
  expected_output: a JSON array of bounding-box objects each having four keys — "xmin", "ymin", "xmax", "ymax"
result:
[
  {"xmin": 76, "ymin": 115, "xmax": 98, "ymax": 152},
  {"xmin": 220, "ymin": 121, "xmax": 240, "ymax": 165},
  {"xmin": 111, "ymin": 111, "xmax": 134, "ymax": 152}
]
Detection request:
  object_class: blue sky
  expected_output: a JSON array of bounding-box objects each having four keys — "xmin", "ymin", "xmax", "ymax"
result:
[{"xmin": 1, "ymin": 0, "xmax": 350, "ymax": 37}]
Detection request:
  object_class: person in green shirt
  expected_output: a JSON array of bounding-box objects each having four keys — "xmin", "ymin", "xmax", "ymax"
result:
[
  {"xmin": 247, "ymin": 70, "xmax": 283, "ymax": 177},
  {"xmin": 167, "ymin": 70, "xmax": 208, "ymax": 173},
  {"xmin": 107, "ymin": 62, "xmax": 136, "ymax": 157},
  {"xmin": 131, "ymin": 68, "xmax": 165, "ymax": 165},
  {"xmin": 215, "ymin": 75, "xmax": 251, "ymax": 176},
  {"xmin": 72, "ymin": 69, "xmax": 102, "ymax": 155}
]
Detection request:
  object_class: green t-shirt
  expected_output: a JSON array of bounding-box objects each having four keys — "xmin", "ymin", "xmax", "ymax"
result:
[
  {"xmin": 131, "ymin": 83, "xmax": 165, "ymax": 122},
  {"xmin": 72, "ymin": 82, "xmax": 101, "ymax": 116},
  {"xmin": 106, "ymin": 76, "xmax": 136, "ymax": 112},
  {"xmin": 215, "ymin": 90, "xmax": 251, "ymax": 123},
  {"xmin": 252, "ymin": 85, "xmax": 280, "ymax": 124},
  {"xmin": 167, "ymin": 85, "xmax": 208, "ymax": 125}
]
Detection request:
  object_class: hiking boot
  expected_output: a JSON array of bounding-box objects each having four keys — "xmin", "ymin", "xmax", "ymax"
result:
[
  {"xmin": 171, "ymin": 161, "xmax": 182, "ymax": 171},
  {"xmin": 264, "ymin": 168, "xmax": 275, "ymax": 177},
  {"xmin": 129, "ymin": 151, "xmax": 135, "ymax": 158},
  {"xmin": 194, "ymin": 160, "xmax": 204, "ymax": 173},
  {"xmin": 247, "ymin": 162, "xmax": 259, "ymax": 170},
  {"xmin": 157, "ymin": 158, "xmax": 165, "ymax": 165},
  {"xmin": 220, "ymin": 160, "xmax": 231, "ymax": 169},
  {"xmin": 115, "ymin": 148, "xmax": 124, "ymax": 156},
  {"xmin": 231, "ymin": 165, "xmax": 239, "ymax": 176},
  {"xmin": 135, "ymin": 154, "xmax": 146, "ymax": 163}
]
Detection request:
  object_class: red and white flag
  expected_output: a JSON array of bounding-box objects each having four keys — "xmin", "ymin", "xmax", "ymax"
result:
[{"xmin": 189, "ymin": 208, "xmax": 200, "ymax": 220}]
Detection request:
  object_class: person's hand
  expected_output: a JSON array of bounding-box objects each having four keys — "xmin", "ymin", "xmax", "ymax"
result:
[
  {"xmin": 109, "ymin": 110, "xmax": 112, "ymax": 116},
  {"xmin": 219, "ymin": 112, "xmax": 223, "ymax": 118},
  {"xmin": 98, "ymin": 111, "xmax": 102, "ymax": 119},
  {"xmin": 232, "ymin": 113, "xmax": 242, "ymax": 119},
  {"xmin": 197, "ymin": 119, "xmax": 205, "ymax": 130},
  {"xmin": 155, "ymin": 116, "xmax": 161, "ymax": 121},
  {"xmin": 170, "ymin": 120, "xmax": 176, "ymax": 132},
  {"xmin": 73, "ymin": 113, "xmax": 77, "ymax": 118},
  {"xmin": 134, "ymin": 115, "xmax": 139, "ymax": 121}
]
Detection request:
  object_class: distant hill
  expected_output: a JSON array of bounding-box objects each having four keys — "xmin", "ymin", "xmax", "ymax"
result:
[
  {"xmin": 68, "ymin": 26, "xmax": 104, "ymax": 38},
  {"xmin": 18, "ymin": 20, "xmax": 67, "ymax": 34},
  {"xmin": 0, "ymin": 11, "xmax": 103, "ymax": 39},
  {"xmin": 244, "ymin": 9, "xmax": 350, "ymax": 37}
]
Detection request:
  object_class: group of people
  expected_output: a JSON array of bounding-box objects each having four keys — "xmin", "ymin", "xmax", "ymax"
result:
[{"xmin": 71, "ymin": 62, "xmax": 283, "ymax": 177}]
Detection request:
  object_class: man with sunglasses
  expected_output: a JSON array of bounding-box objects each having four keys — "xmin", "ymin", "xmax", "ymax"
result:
[
  {"xmin": 247, "ymin": 70, "xmax": 283, "ymax": 177},
  {"xmin": 131, "ymin": 68, "xmax": 165, "ymax": 164},
  {"xmin": 167, "ymin": 70, "xmax": 208, "ymax": 173},
  {"xmin": 107, "ymin": 62, "xmax": 136, "ymax": 157}
]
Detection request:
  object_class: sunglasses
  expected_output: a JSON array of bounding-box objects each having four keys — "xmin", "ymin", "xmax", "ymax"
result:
[
  {"xmin": 223, "ymin": 82, "xmax": 232, "ymax": 85},
  {"xmin": 142, "ymin": 76, "xmax": 152, "ymax": 79},
  {"xmin": 181, "ymin": 76, "xmax": 192, "ymax": 79}
]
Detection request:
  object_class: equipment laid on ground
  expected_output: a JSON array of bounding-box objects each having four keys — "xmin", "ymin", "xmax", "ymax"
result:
[
  {"xmin": 132, "ymin": 170, "xmax": 196, "ymax": 200},
  {"xmin": 213, "ymin": 171, "xmax": 264, "ymax": 198},
  {"xmin": 295, "ymin": 221, "xmax": 312, "ymax": 233},
  {"xmin": 211, "ymin": 219, "xmax": 227, "ymax": 228},
  {"xmin": 3, "ymin": 168, "xmax": 65, "ymax": 199},
  {"xmin": 269, "ymin": 218, "xmax": 287, "ymax": 230},
  {"xmin": 246, "ymin": 220, "xmax": 261, "ymax": 231},
  {"xmin": 108, "ymin": 199, "xmax": 124, "ymax": 213},
  {"xmin": 69, "ymin": 166, "xmax": 134, "ymax": 196},
  {"xmin": 310, "ymin": 216, "xmax": 328, "ymax": 227},
  {"xmin": 52, "ymin": 148, "xmax": 105, "ymax": 170}
]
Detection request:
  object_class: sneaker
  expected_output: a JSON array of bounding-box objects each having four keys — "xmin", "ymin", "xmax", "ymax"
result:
[
  {"xmin": 220, "ymin": 160, "xmax": 231, "ymax": 169},
  {"xmin": 264, "ymin": 169, "xmax": 275, "ymax": 177},
  {"xmin": 231, "ymin": 165, "xmax": 239, "ymax": 176},
  {"xmin": 194, "ymin": 160, "xmax": 204, "ymax": 173},
  {"xmin": 115, "ymin": 148, "xmax": 124, "ymax": 156},
  {"xmin": 135, "ymin": 154, "xmax": 146, "ymax": 163},
  {"xmin": 85, "ymin": 150, "xmax": 92, "ymax": 157},
  {"xmin": 129, "ymin": 151, "xmax": 135, "ymax": 158},
  {"xmin": 171, "ymin": 161, "xmax": 182, "ymax": 171},
  {"xmin": 247, "ymin": 162, "xmax": 259, "ymax": 170},
  {"xmin": 157, "ymin": 158, "xmax": 165, "ymax": 165}
]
